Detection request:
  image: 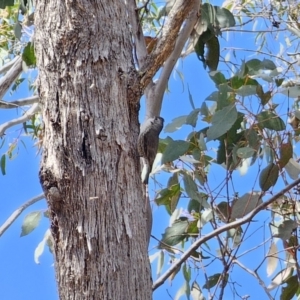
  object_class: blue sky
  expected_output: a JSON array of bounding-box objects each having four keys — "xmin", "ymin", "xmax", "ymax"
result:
[{"xmin": 0, "ymin": 4, "xmax": 294, "ymax": 299}]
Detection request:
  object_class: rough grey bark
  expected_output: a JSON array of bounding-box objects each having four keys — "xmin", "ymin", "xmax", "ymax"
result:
[{"xmin": 34, "ymin": 1, "xmax": 152, "ymax": 299}]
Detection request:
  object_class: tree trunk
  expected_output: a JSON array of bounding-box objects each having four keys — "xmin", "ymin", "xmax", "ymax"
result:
[{"xmin": 34, "ymin": 1, "xmax": 152, "ymax": 299}]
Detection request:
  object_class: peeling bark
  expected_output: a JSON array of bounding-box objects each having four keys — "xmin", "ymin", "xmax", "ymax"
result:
[{"xmin": 35, "ymin": 1, "xmax": 151, "ymax": 299}]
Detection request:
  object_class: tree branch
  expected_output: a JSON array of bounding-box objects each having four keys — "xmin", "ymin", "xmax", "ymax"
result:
[
  {"xmin": 0, "ymin": 95, "xmax": 39, "ymax": 109},
  {"xmin": 127, "ymin": 0, "xmax": 148, "ymax": 68},
  {"xmin": 144, "ymin": 0, "xmax": 200, "ymax": 119},
  {"xmin": 0, "ymin": 56, "xmax": 23, "ymax": 100},
  {"xmin": 0, "ymin": 56, "xmax": 20, "ymax": 75},
  {"xmin": 0, "ymin": 102, "xmax": 40, "ymax": 137},
  {"xmin": 139, "ymin": 0, "xmax": 199, "ymax": 90},
  {"xmin": 152, "ymin": 178, "xmax": 300, "ymax": 290},
  {"xmin": 0, "ymin": 193, "xmax": 44, "ymax": 237}
]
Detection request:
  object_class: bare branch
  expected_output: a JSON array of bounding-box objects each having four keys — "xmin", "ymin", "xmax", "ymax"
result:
[
  {"xmin": 0, "ymin": 95, "xmax": 39, "ymax": 109},
  {"xmin": 152, "ymin": 178, "xmax": 300, "ymax": 290},
  {"xmin": 0, "ymin": 56, "xmax": 23, "ymax": 100},
  {"xmin": 0, "ymin": 56, "xmax": 20, "ymax": 75},
  {"xmin": 0, "ymin": 193, "xmax": 44, "ymax": 237},
  {"xmin": 0, "ymin": 102, "xmax": 40, "ymax": 137},
  {"xmin": 233, "ymin": 260, "xmax": 274, "ymax": 300}
]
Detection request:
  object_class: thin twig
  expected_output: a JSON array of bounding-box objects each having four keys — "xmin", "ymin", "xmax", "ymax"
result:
[
  {"xmin": 233, "ymin": 259, "xmax": 274, "ymax": 300},
  {"xmin": 0, "ymin": 193, "xmax": 44, "ymax": 237},
  {"xmin": 0, "ymin": 95, "xmax": 39, "ymax": 109},
  {"xmin": 152, "ymin": 178, "xmax": 300, "ymax": 290},
  {"xmin": 0, "ymin": 102, "xmax": 40, "ymax": 136}
]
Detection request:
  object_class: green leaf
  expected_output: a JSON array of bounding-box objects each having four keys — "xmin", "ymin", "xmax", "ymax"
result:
[
  {"xmin": 164, "ymin": 116, "xmax": 187, "ymax": 133},
  {"xmin": 245, "ymin": 128, "xmax": 260, "ymax": 149},
  {"xmin": 236, "ymin": 85, "xmax": 258, "ymax": 96},
  {"xmin": 279, "ymin": 142, "xmax": 293, "ymax": 169},
  {"xmin": 270, "ymin": 220, "xmax": 297, "ymax": 241},
  {"xmin": 203, "ymin": 273, "xmax": 222, "ymax": 289},
  {"xmin": 201, "ymin": 4, "xmax": 235, "ymax": 30},
  {"xmin": 259, "ymin": 163, "xmax": 279, "ymax": 191},
  {"xmin": 214, "ymin": 6, "xmax": 236, "ymax": 28},
  {"xmin": 200, "ymin": 101, "xmax": 210, "ymax": 116},
  {"xmin": 183, "ymin": 172, "xmax": 199, "ymax": 200},
  {"xmin": 205, "ymin": 91, "xmax": 219, "ymax": 101},
  {"xmin": 186, "ymin": 109, "xmax": 201, "ymax": 127},
  {"xmin": 1, "ymin": 154, "xmax": 6, "ymax": 175},
  {"xmin": 188, "ymin": 199, "xmax": 201, "ymax": 213},
  {"xmin": 162, "ymin": 140, "xmax": 190, "ymax": 163},
  {"xmin": 194, "ymin": 36, "xmax": 205, "ymax": 62},
  {"xmin": 231, "ymin": 192, "xmax": 262, "ymax": 219},
  {"xmin": 280, "ymin": 86, "xmax": 300, "ymax": 98},
  {"xmin": 207, "ymin": 104, "xmax": 238, "ymax": 141},
  {"xmin": 183, "ymin": 172, "xmax": 209, "ymax": 208},
  {"xmin": 0, "ymin": 0, "xmax": 14, "ymax": 8},
  {"xmin": 260, "ymin": 58, "xmax": 277, "ymax": 70},
  {"xmin": 159, "ymin": 218, "xmax": 190, "ymax": 248},
  {"xmin": 22, "ymin": 42, "xmax": 36, "ymax": 67},
  {"xmin": 216, "ymin": 84, "xmax": 233, "ymax": 110},
  {"xmin": 236, "ymin": 147, "xmax": 255, "ymax": 159},
  {"xmin": 210, "ymin": 71, "xmax": 226, "ymax": 86},
  {"xmin": 275, "ymin": 78, "xmax": 284, "ymax": 87},
  {"xmin": 217, "ymin": 202, "xmax": 230, "ymax": 221},
  {"xmin": 20, "ymin": 211, "xmax": 42, "ymax": 237},
  {"xmin": 155, "ymin": 183, "xmax": 181, "ymax": 214},
  {"xmin": 205, "ymin": 36, "xmax": 220, "ymax": 71},
  {"xmin": 183, "ymin": 263, "xmax": 191, "ymax": 282},
  {"xmin": 281, "ymin": 275, "xmax": 298, "ymax": 300},
  {"xmin": 260, "ymin": 91, "xmax": 272, "ymax": 106},
  {"xmin": 257, "ymin": 111, "xmax": 285, "ymax": 131}
]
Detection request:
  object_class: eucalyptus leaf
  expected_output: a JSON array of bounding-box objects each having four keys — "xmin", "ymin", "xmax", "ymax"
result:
[
  {"xmin": 186, "ymin": 109, "xmax": 201, "ymax": 127},
  {"xmin": 279, "ymin": 86, "xmax": 300, "ymax": 98},
  {"xmin": 1, "ymin": 154, "xmax": 6, "ymax": 175},
  {"xmin": 162, "ymin": 140, "xmax": 190, "ymax": 163},
  {"xmin": 22, "ymin": 42, "xmax": 36, "ymax": 67},
  {"xmin": 203, "ymin": 273, "xmax": 222, "ymax": 289},
  {"xmin": 259, "ymin": 163, "xmax": 279, "ymax": 191},
  {"xmin": 20, "ymin": 211, "xmax": 42, "ymax": 237},
  {"xmin": 236, "ymin": 85, "xmax": 258, "ymax": 96},
  {"xmin": 207, "ymin": 104, "xmax": 238, "ymax": 141},
  {"xmin": 270, "ymin": 220, "xmax": 297, "ymax": 241},
  {"xmin": 236, "ymin": 147, "xmax": 255, "ymax": 159},
  {"xmin": 159, "ymin": 218, "xmax": 189, "ymax": 248},
  {"xmin": 257, "ymin": 111, "xmax": 285, "ymax": 131},
  {"xmin": 280, "ymin": 275, "xmax": 298, "ymax": 300},
  {"xmin": 231, "ymin": 192, "xmax": 262, "ymax": 219},
  {"xmin": 164, "ymin": 116, "xmax": 187, "ymax": 133}
]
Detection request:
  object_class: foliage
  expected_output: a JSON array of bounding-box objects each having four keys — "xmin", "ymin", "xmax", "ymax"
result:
[{"xmin": 2, "ymin": 0, "xmax": 300, "ymax": 299}]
